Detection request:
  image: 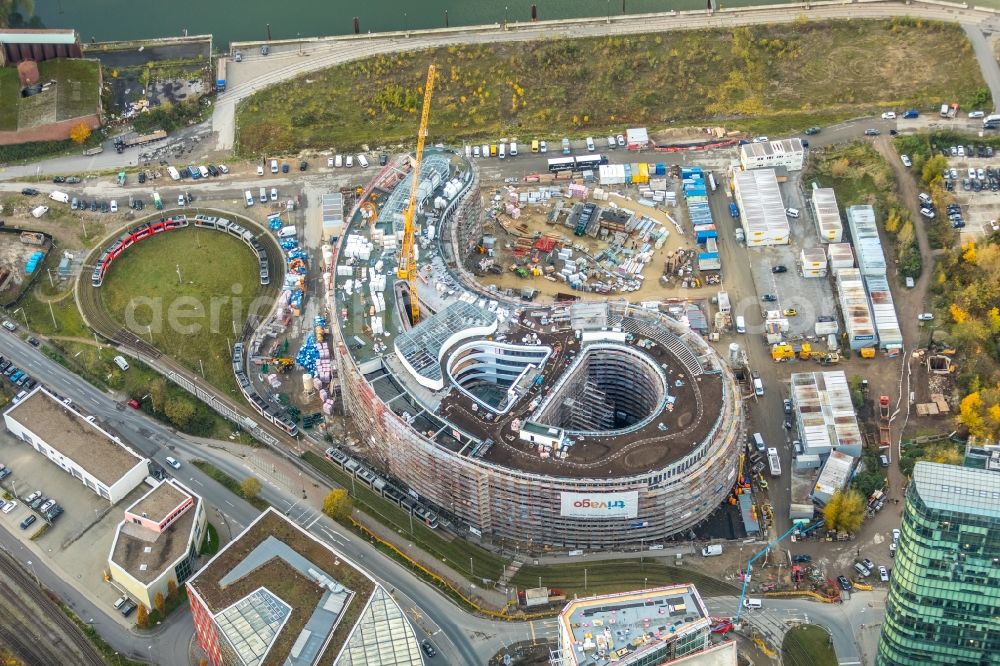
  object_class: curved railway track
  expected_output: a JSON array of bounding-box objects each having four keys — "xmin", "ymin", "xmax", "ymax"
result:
[
  {"xmin": 0, "ymin": 552, "xmax": 105, "ymax": 666},
  {"xmin": 76, "ymin": 207, "xmax": 283, "ymax": 363}
]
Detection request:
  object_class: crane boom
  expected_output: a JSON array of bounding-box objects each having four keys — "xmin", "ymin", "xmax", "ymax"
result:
[{"xmin": 397, "ymin": 64, "xmax": 437, "ymax": 326}]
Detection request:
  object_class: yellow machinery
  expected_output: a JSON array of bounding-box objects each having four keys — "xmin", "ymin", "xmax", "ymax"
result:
[
  {"xmin": 860, "ymin": 347, "xmax": 876, "ymax": 358},
  {"xmin": 771, "ymin": 342, "xmax": 811, "ymax": 361},
  {"xmin": 397, "ymin": 64, "xmax": 438, "ymax": 325}
]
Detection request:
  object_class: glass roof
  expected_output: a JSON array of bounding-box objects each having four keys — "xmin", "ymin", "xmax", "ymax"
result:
[
  {"xmin": 216, "ymin": 588, "xmax": 291, "ymax": 666},
  {"xmin": 336, "ymin": 588, "xmax": 423, "ymax": 666}
]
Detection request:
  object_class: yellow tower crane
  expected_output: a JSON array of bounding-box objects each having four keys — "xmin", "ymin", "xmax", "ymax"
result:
[{"xmin": 397, "ymin": 64, "xmax": 437, "ymax": 326}]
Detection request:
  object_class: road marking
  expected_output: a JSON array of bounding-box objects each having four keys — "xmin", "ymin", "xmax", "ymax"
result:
[
  {"xmin": 224, "ymin": 500, "xmax": 234, "ymax": 507},
  {"xmin": 529, "ymin": 621, "xmax": 536, "ymax": 642},
  {"xmin": 306, "ymin": 513, "xmax": 322, "ymax": 529},
  {"xmin": 188, "ymin": 477, "xmax": 204, "ymax": 486}
]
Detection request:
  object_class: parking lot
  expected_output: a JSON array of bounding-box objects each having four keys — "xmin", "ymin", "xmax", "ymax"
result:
[
  {"xmin": 0, "ymin": 429, "xmax": 146, "ymax": 625},
  {"xmin": 744, "ymin": 175, "xmax": 837, "ymax": 338},
  {"xmin": 942, "ymin": 149, "xmax": 1000, "ymax": 240}
]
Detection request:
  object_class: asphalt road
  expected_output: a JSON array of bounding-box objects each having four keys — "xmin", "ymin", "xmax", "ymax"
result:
[{"xmin": 0, "ymin": 332, "xmax": 539, "ymax": 665}]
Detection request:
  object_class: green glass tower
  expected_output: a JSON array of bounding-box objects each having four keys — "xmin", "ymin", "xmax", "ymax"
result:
[{"xmin": 877, "ymin": 461, "xmax": 1000, "ymax": 665}]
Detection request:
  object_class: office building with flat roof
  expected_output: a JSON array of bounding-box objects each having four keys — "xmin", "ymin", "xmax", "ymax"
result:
[
  {"xmin": 877, "ymin": 461, "xmax": 1000, "ymax": 665},
  {"xmin": 3, "ymin": 386, "xmax": 148, "ymax": 503},
  {"xmin": 551, "ymin": 584, "xmax": 732, "ymax": 666},
  {"xmin": 187, "ymin": 508, "xmax": 423, "ymax": 666},
  {"xmin": 108, "ymin": 478, "xmax": 206, "ymax": 610}
]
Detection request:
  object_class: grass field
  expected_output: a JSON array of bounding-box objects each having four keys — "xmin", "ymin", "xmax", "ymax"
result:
[
  {"xmin": 236, "ymin": 18, "xmax": 986, "ymax": 154},
  {"xmin": 782, "ymin": 625, "xmax": 838, "ymax": 666},
  {"xmin": 0, "ymin": 59, "xmax": 100, "ymax": 132},
  {"xmin": 39, "ymin": 58, "xmax": 102, "ymax": 122},
  {"xmin": 99, "ymin": 228, "xmax": 268, "ymax": 395},
  {"xmin": 510, "ymin": 559, "xmax": 739, "ymax": 599},
  {"xmin": 0, "ymin": 68, "xmax": 19, "ymax": 131}
]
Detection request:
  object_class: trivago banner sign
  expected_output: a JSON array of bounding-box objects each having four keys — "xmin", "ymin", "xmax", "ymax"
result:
[{"xmin": 560, "ymin": 491, "xmax": 638, "ymax": 519}]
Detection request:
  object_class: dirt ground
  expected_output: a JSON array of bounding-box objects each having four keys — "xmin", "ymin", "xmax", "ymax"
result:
[{"xmin": 477, "ymin": 183, "xmax": 721, "ymax": 304}]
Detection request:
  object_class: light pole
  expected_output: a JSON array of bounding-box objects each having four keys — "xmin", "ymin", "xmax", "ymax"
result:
[
  {"xmin": 25, "ymin": 560, "xmax": 39, "ymax": 588},
  {"xmin": 13, "ymin": 307, "xmax": 27, "ymax": 330},
  {"xmin": 735, "ymin": 519, "xmax": 818, "ymax": 622}
]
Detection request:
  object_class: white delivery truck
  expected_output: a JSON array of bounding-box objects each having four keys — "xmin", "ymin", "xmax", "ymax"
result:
[
  {"xmin": 735, "ymin": 315, "xmax": 746, "ymax": 333},
  {"xmin": 701, "ymin": 545, "xmax": 723, "ymax": 557},
  {"xmin": 49, "ymin": 191, "xmax": 70, "ymax": 204}
]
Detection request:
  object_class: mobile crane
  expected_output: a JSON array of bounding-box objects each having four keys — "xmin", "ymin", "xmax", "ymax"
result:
[{"xmin": 397, "ymin": 64, "xmax": 437, "ymax": 326}]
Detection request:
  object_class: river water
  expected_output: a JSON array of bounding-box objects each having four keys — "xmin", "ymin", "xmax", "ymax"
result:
[{"xmin": 36, "ymin": 0, "xmax": 792, "ymax": 48}]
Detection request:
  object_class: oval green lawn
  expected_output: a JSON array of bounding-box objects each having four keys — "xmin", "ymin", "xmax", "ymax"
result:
[{"xmin": 99, "ymin": 227, "xmax": 268, "ymax": 393}]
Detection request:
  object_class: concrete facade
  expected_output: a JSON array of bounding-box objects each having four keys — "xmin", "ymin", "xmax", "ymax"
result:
[{"xmin": 738, "ymin": 139, "xmax": 805, "ymax": 172}]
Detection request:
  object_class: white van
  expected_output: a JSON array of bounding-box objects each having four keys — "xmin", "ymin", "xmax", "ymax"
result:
[
  {"xmin": 752, "ymin": 432, "xmax": 765, "ymax": 452},
  {"xmin": 464, "ymin": 144, "xmax": 472, "ymax": 158},
  {"xmin": 785, "ymin": 207, "xmax": 800, "ymax": 218},
  {"xmin": 754, "ymin": 376, "xmax": 764, "ymax": 396},
  {"xmin": 49, "ymin": 191, "xmax": 70, "ymax": 204},
  {"xmin": 510, "ymin": 141, "xmax": 518, "ymax": 156},
  {"xmin": 586, "ymin": 137, "xmax": 595, "ymax": 152},
  {"xmin": 270, "ymin": 159, "xmax": 278, "ymax": 173},
  {"xmin": 346, "ymin": 155, "xmax": 354, "ymax": 168},
  {"xmin": 743, "ymin": 598, "xmax": 763, "ymax": 610},
  {"xmin": 335, "ymin": 154, "xmax": 343, "ymax": 168},
  {"xmin": 357, "ymin": 154, "xmax": 369, "ymax": 168},
  {"xmin": 198, "ymin": 166, "xmax": 210, "ymax": 179},
  {"xmin": 259, "ymin": 187, "xmax": 267, "ymax": 203},
  {"xmin": 498, "ymin": 143, "xmax": 506, "ymax": 159},
  {"xmin": 278, "ymin": 225, "xmax": 297, "ymax": 239},
  {"xmin": 167, "ymin": 166, "xmax": 181, "ymax": 180},
  {"xmin": 481, "ymin": 143, "xmax": 490, "ymax": 158},
  {"xmin": 113, "ymin": 355, "xmax": 130, "ymax": 371},
  {"xmin": 244, "ymin": 190, "xmax": 254, "ymax": 207},
  {"xmin": 735, "ymin": 315, "xmax": 746, "ymax": 334},
  {"xmin": 270, "ymin": 187, "xmax": 278, "ymax": 202},
  {"xmin": 702, "ymin": 545, "xmax": 723, "ymax": 557}
]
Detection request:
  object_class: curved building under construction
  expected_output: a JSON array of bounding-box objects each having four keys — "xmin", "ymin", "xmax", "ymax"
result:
[{"xmin": 328, "ymin": 150, "xmax": 743, "ymax": 549}]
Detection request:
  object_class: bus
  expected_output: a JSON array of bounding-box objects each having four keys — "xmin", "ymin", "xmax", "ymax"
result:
[
  {"xmin": 216, "ymin": 58, "xmax": 227, "ymax": 92},
  {"xmin": 574, "ymin": 154, "xmax": 607, "ymax": 171},
  {"xmin": 547, "ymin": 157, "xmax": 576, "ymax": 173},
  {"xmin": 152, "ymin": 192, "xmax": 162, "ymax": 209}
]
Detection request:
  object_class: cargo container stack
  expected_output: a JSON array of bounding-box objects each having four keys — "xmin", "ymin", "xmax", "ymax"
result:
[
  {"xmin": 827, "ymin": 243, "xmax": 855, "ymax": 276},
  {"xmin": 836, "ymin": 268, "xmax": 877, "ymax": 350},
  {"xmin": 864, "ymin": 275, "xmax": 902, "ymax": 354},
  {"xmin": 811, "ymin": 187, "xmax": 843, "ymax": 243},
  {"xmin": 732, "ymin": 168, "xmax": 790, "ymax": 246}
]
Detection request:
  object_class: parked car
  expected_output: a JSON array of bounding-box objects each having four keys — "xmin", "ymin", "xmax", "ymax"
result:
[
  {"xmin": 864, "ymin": 128, "xmax": 880, "ymax": 136},
  {"xmin": 21, "ymin": 187, "xmax": 39, "ymax": 196},
  {"xmin": 165, "ymin": 456, "xmax": 181, "ymax": 470},
  {"xmin": 879, "ymin": 565, "xmax": 890, "ymax": 582},
  {"xmin": 761, "ymin": 294, "xmax": 777, "ymax": 302},
  {"xmin": 616, "ymin": 134, "xmax": 626, "ymax": 147},
  {"xmin": 256, "ymin": 165, "xmax": 264, "ymax": 176},
  {"xmin": 783, "ymin": 399, "xmax": 792, "ymax": 414},
  {"xmin": 19, "ymin": 515, "xmax": 35, "ymax": 530},
  {"xmin": 892, "ymin": 528, "xmax": 901, "ymax": 542},
  {"xmin": 805, "ymin": 127, "xmax": 821, "ymax": 135},
  {"xmin": 783, "ymin": 309, "xmax": 798, "ymax": 316},
  {"xmin": 771, "ymin": 265, "xmax": 788, "ymax": 274},
  {"xmin": 837, "ymin": 575, "xmax": 852, "ymax": 591},
  {"xmin": 1, "ymin": 501, "xmax": 17, "ymax": 514},
  {"xmin": 918, "ymin": 313, "xmax": 935, "ymax": 321},
  {"xmin": 421, "ymin": 640, "xmax": 437, "ymax": 658},
  {"xmin": 792, "ymin": 554, "xmax": 812, "ymax": 563},
  {"xmin": 901, "ymin": 154, "xmax": 912, "ymax": 167}
]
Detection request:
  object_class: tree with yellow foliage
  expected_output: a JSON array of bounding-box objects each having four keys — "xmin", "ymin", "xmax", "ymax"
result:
[
  {"xmin": 823, "ymin": 489, "xmax": 865, "ymax": 534},
  {"xmin": 962, "ymin": 241, "xmax": 978, "ymax": 264},
  {"xmin": 69, "ymin": 121, "xmax": 91, "ymax": 145},
  {"xmin": 950, "ymin": 303, "xmax": 969, "ymax": 324},
  {"xmin": 957, "ymin": 386, "xmax": 1000, "ymax": 440},
  {"xmin": 322, "ymin": 489, "xmax": 352, "ymax": 522}
]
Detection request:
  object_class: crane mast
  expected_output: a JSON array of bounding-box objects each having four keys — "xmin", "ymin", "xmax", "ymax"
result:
[{"xmin": 397, "ymin": 64, "xmax": 437, "ymax": 326}]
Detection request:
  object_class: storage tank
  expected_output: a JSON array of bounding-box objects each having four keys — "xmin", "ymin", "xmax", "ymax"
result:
[{"xmin": 302, "ymin": 373, "xmax": 313, "ymax": 392}]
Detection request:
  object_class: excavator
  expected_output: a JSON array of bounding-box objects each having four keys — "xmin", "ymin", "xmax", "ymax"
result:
[{"xmin": 396, "ymin": 64, "xmax": 437, "ymax": 326}]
